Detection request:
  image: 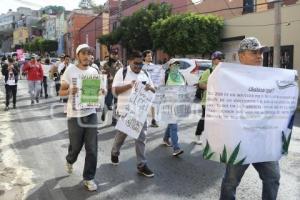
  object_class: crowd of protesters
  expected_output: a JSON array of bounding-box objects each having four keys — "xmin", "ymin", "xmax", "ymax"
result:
[{"xmin": 0, "ymin": 37, "xmax": 285, "ymax": 200}]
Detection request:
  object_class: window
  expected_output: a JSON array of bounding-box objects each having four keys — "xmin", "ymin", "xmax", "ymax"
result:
[
  {"xmin": 243, "ymin": 0, "xmax": 255, "ymax": 14},
  {"xmin": 179, "ymin": 61, "xmax": 191, "ymax": 70}
]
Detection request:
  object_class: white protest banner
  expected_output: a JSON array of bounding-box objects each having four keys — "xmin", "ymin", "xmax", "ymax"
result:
[
  {"xmin": 145, "ymin": 65, "xmax": 164, "ymax": 87},
  {"xmin": 203, "ymin": 62, "xmax": 298, "ymax": 165},
  {"xmin": 73, "ymin": 74, "xmax": 107, "ymax": 110},
  {"xmin": 116, "ymin": 82, "xmax": 155, "ymax": 139},
  {"xmin": 153, "ymin": 86, "xmax": 201, "ymax": 123}
]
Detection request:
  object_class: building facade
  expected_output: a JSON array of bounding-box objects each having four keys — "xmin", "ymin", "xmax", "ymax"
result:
[
  {"xmin": 65, "ymin": 10, "xmax": 97, "ymax": 58},
  {"xmin": 79, "ymin": 12, "xmax": 110, "ymax": 60}
]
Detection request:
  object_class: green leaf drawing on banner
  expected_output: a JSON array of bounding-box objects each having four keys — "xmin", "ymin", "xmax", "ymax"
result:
[
  {"xmin": 235, "ymin": 157, "xmax": 247, "ymax": 165},
  {"xmin": 227, "ymin": 142, "xmax": 241, "ymax": 165},
  {"xmin": 220, "ymin": 145, "xmax": 227, "ymax": 163},
  {"xmin": 202, "ymin": 140, "xmax": 215, "ymax": 160},
  {"xmin": 282, "ymin": 131, "xmax": 292, "ymax": 155}
]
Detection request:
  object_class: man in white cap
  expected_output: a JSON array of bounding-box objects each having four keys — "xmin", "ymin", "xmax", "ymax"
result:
[
  {"xmin": 59, "ymin": 44, "xmax": 99, "ymax": 191},
  {"xmin": 220, "ymin": 37, "xmax": 280, "ymax": 200}
]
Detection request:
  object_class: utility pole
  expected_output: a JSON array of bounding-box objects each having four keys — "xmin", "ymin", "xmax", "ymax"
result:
[
  {"xmin": 272, "ymin": 0, "xmax": 282, "ymax": 68},
  {"xmin": 118, "ymin": 0, "xmax": 122, "ymax": 26}
]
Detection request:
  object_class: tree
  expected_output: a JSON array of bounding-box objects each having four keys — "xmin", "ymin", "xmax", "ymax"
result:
[
  {"xmin": 151, "ymin": 13, "xmax": 224, "ymax": 56},
  {"xmin": 40, "ymin": 40, "xmax": 58, "ymax": 52},
  {"xmin": 98, "ymin": 3, "xmax": 172, "ymax": 51},
  {"xmin": 41, "ymin": 6, "xmax": 65, "ymax": 15},
  {"xmin": 79, "ymin": 0, "xmax": 93, "ymax": 9}
]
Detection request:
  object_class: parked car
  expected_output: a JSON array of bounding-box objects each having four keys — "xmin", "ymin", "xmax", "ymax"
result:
[{"xmin": 163, "ymin": 58, "xmax": 212, "ymax": 85}]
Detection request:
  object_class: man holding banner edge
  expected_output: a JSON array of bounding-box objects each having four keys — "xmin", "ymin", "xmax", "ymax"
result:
[{"xmin": 219, "ymin": 37, "xmax": 281, "ymax": 200}]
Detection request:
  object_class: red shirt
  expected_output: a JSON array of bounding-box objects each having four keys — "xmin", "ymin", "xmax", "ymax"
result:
[{"xmin": 23, "ymin": 61, "xmax": 44, "ymax": 81}]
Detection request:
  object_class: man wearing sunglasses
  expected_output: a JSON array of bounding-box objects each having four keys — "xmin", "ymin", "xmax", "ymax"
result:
[{"xmin": 110, "ymin": 50, "xmax": 155, "ymax": 178}]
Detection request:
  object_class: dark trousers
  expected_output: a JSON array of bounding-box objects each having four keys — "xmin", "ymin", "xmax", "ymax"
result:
[
  {"xmin": 5, "ymin": 84, "xmax": 17, "ymax": 107},
  {"xmin": 66, "ymin": 113, "xmax": 98, "ymax": 180},
  {"xmin": 41, "ymin": 76, "xmax": 48, "ymax": 97},
  {"xmin": 195, "ymin": 105, "xmax": 206, "ymax": 136},
  {"xmin": 54, "ymin": 77, "xmax": 60, "ymax": 96},
  {"xmin": 104, "ymin": 89, "xmax": 118, "ymax": 123}
]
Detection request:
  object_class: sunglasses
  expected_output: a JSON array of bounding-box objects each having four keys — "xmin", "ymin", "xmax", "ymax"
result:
[{"xmin": 133, "ymin": 62, "xmax": 144, "ymax": 68}]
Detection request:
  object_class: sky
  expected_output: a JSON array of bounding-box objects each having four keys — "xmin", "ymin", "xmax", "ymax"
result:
[{"xmin": 0, "ymin": 0, "xmax": 108, "ymax": 15}]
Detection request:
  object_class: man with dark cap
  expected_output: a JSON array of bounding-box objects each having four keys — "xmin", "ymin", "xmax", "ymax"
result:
[
  {"xmin": 102, "ymin": 48, "xmax": 123, "ymax": 125},
  {"xmin": 194, "ymin": 51, "xmax": 225, "ymax": 145},
  {"xmin": 220, "ymin": 37, "xmax": 280, "ymax": 200}
]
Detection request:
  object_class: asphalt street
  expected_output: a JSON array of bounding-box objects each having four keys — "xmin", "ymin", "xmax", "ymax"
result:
[{"xmin": 0, "ymin": 80, "xmax": 299, "ymax": 200}]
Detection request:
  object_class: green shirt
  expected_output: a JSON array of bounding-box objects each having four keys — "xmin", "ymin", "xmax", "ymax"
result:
[
  {"xmin": 198, "ymin": 66, "xmax": 216, "ymax": 104},
  {"xmin": 166, "ymin": 71, "xmax": 186, "ymax": 86}
]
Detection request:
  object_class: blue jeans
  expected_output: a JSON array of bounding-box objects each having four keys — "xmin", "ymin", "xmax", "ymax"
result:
[
  {"xmin": 220, "ymin": 161, "xmax": 280, "ymax": 200},
  {"xmin": 66, "ymin": 113, "xmax": 98, "ymax": 180},
  {"xmin": 164, "ymin": 124, "xmax": 180, "ymax": 150}
]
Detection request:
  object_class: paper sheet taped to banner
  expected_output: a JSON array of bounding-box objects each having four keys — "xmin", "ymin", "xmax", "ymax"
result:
[
  {"xmin": 74, "ymin": 74, "xmax": 107, "ymax": 110},
  {"xmin": 203, "ymin": 62, "xmax": 298, "ymax": 165}
]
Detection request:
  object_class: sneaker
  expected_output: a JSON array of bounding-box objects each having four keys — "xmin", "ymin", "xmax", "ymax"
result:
[
  {"xmin": 65, "ymin": 162, "xmax": 73, "ymax": 174},
  {"xmin": 31, "ymin": 100, "xmax": 34, "ymax": 105},
  {"xmin": 13, "ymin": 105, "xmax": 16, "ymax": 109},
  {"xmin": 163, "ymin": 139, "xmax": 172, "ymax": 147},
  {"xmin": 36, "ymin": 98, "xmax": 39, "ymax": 103},
  {"xmin": 4, "ymin": 107, "xmax": 9, "ymax": 111},
  {"xmin": 83, "ymin": 179, "xmax": 97, "ymax": 191},
  {"xmin": 195, "ymin": 135, "xmax": 202, "ymax": 145},
  {"xmin": 111, "ymin": 155, "xmax": 119, "ymax": 166},
  {"xmin": 45, "ymin": 94, "xmax": 48, "ymax": 99},
  {"xmin": 137, "ymin": 164, "xmax": 154, "ymax": 178},
  {"xmin": 173, "ymin": 149, "xmax": 184, "ymax": 156},
  {"xmin": 150, "ymin": 119, "xmax": 159, "ymax": 127}
]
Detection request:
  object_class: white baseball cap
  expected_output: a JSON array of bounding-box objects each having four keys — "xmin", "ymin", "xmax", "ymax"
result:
[{"xmin": 76, "ymin": 44, "xmax": 91, "ymax": 55}]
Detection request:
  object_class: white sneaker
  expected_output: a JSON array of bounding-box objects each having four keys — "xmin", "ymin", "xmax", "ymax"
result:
[
  {"xmin": 195, "ymin": 135, "xmax": 202, "ymax": 145},
  {"xmin": 65, "ymin": 162, "xmax": 73, "ymax": 174},
  {"xmin": 63, "ymin": 104, "xmax": 67, "ymax": 114},
  {"xmin": 83, "ymin": 179, "xmax": 98, "ymax": 191}
]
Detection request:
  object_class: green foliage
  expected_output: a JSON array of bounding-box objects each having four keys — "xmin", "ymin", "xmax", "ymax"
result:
[
  {"xmin": 40, "ymin": 40, "xmax": 58, "ymax": 52},
  {"xmin": 41, "ymin": 6, "xmax": 65, "ymax": 15},
  {"xmin": 23, "ymin": 38, "xmax": 58, "ymax": 53},
  {"xmin": 217, "ymin": 142, "xmax": 247, "ymax": 165},
  {"xmin": 151, "ymin": 13, "xmax": 224, "ymax": 56},
  {"xmin": 98, "ymin": 3, "xmax": 172, "ymax": 51},
  {"xmin": 282, "ymin": 131, "xmax": 292, "ymax": 155}
]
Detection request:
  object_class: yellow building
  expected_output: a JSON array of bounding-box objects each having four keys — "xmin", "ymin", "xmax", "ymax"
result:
[
  {"xmin": 13, "ymin": 27, "xmax": 29, "ymax": 46},
  {"xmin": 221, "ymin": 2, "xmax": 300, "ymax": 71}
]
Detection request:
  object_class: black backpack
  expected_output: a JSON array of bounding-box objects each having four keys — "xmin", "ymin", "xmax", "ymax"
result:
[
  {"xmin": 122, "ymin": 66, "xmax": 149, "ymax": 80},
  {"xmin": 195, "ymin": 68, "xmax": 213, "ymax": 100}
]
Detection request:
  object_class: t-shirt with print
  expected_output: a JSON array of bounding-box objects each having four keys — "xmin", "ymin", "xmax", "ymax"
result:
[
  {"xmin": 112, "ymin": 65, "xmax": 154, "ymax": 116},
  {"xmin": 61, "ymin": 64, "xmax": 98, "ymax": 118}
]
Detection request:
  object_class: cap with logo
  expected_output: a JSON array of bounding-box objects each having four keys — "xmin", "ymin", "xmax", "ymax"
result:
[{"xmin": 238, "ymin": 37, "xmax": 269, "ymax": 53}]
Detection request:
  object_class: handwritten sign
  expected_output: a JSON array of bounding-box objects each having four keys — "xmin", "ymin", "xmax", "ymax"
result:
[
  {"xmin": 153, "ymin": 86, "xmax": 200, "ymax": 123},
  {"xmin": 144, "ymin": 65, "xmax": 164, "ymax": 87},
  {"xmin": 116, "ymin": 82, "xmax": 155, "ymax": 139},
  {"xmin": 203, "ymin": 62, "xmax": 298, "ymax": 165}
]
